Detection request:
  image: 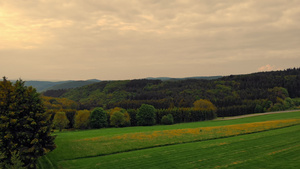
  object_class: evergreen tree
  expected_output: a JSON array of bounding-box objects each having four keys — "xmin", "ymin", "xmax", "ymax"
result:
[{"xmin": 0, "ymin": 77, "xmax": 56, "ymax": 168}]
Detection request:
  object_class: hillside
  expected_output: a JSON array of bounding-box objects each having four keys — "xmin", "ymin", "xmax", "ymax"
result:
[
  {"xmin": 43, "ymin": 68, "xmax": 300, "ymax": 117},
  {"xmin": 24, "ymin": 79, "xmax": 100, "ymax": 92},
  {"xmin": 45, "ymin": 79, "xmax": 100, "ymax": 91},
  {"xmin": 24, "ymin": 81, "xmax": 68, "ymax": 92},
  {"xmin": 146, "ymin": 76, "xmax": 222, "ymax": 81}
]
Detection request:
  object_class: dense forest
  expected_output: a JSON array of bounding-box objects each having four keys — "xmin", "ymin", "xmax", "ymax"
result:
[{"xmin": 43, "ymin": 68, "xmax": 300, "ymax": 119}]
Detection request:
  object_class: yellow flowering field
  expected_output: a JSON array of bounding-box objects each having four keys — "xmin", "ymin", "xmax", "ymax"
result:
[{"xmin": 71, "ymin": 119, "xmax": 300, "ymax": 158}]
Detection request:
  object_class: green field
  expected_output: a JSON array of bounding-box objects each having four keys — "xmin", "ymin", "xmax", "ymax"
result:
[{"xmin": 38, "ymin": 111, "xmax": 300, "ymax": 169}]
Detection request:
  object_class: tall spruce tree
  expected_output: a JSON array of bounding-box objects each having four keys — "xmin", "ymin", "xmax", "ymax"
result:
[{"xmin": 0, "ymin": 77, "xmax": 56, "ymax": 168}]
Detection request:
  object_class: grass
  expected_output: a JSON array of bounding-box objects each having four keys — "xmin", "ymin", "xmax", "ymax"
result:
[
  {"xmin": 38, "ymin": 111, "xmax": 300, "ymax": 169},
  {"xmin": 59, "ymin": 125, "xmax": 300, "ymax": 169}
]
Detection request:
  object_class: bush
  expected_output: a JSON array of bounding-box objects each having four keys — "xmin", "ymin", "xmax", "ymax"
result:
[
  {"xmin": 74, "ymin": 110, "xmax": 90, "ymax": 129},
  {"xmin": 89, "ymin": 107, "xmax": 107, "ymax": 128},
  {"xmin": 161, "ymin": 114, "xmax": 174, "ymax": 125},
  {"xmin": 136, "ymin": 104, "xmax": 156, "ymax": 126}
]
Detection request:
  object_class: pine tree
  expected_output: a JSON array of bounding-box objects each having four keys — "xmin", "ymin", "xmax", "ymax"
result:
[{"xmin": 0, "ymin": 77, "xmax": 56, "ymax": 168}]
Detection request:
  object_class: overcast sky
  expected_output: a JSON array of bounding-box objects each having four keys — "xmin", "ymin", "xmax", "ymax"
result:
[{"xmin": 1, "ymin": 0, "xmax": 299, "ymax": 81}]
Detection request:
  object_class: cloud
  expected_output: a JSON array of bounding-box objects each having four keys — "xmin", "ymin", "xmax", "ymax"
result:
[
  {"xmin": 0, "ymin": 0, "xmax": 299, "ymax": 80},
  {"xmin": 258, "ymin": 64, "xmax": 281, "ymax": 72}
]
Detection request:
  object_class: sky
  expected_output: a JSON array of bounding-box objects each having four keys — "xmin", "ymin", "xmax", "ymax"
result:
[{"xmin": 1, "ymin": 0, "xmax": 300, "ymax": 81}]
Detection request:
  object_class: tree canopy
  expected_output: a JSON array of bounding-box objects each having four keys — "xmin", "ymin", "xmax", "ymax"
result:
[
  {"xmin": 137, "ymin": 104, "xmax": 156, "ymax": 126},
  {"xmin": 0, "ymin": 77, "xmax": 56, "ymax": 168},
  {"xmin": 89, "ymin": 107, "xmax": 107, "ymax": 128}
]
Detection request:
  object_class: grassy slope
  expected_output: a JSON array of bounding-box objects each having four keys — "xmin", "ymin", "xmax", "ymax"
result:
[
  {"xmin": 59, "ymin": 125, "xmax": 300, "ymax": 169},
  {"xmin": 39, "ymin": 111, "xmax": 300, "ymax": 169}
]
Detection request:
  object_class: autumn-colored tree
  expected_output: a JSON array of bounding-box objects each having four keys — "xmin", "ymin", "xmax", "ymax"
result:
[
  {"xmin": 53, "ymin": 112, "xmax": 69, "ymax": 131},
  {"xmin": 193, "ymin": 99, "xmax": 217, "ymax": 112},
  {"xmin": 110, "ymin": 111, "xmax": 125, "ymax": 127},
  {"xmin": 0, "ymin": 77, "xmax": 56, "ymax": 168},
  {"xmin": 108, "ymin": 107, "xmax": 130, "ymax": 127},
  {"xmin": 74, "ymin": 110, "xmax": 90, "ymax": 129}
]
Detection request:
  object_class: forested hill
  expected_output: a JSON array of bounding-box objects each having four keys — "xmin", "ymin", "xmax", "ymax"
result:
[
  {"xmin": 43, "ymin": 68, "xmax": 300, "ymax": 117},
  {"xmin": 24, "ymin": 79, "xmax": 100, "ymax": 92}
]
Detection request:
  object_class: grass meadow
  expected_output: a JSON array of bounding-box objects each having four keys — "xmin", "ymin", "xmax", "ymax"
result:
[{"xmin": 38, "ymin": 111, "xmax": 300, "ymax": 169}]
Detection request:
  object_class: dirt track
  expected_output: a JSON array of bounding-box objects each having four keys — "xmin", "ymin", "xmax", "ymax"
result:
[{"xmin": 216, "ymin": 109, "xmax": 300, "ymax": 121}]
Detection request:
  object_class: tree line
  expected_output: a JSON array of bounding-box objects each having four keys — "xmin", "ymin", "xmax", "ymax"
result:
[{"xmin": 48, "ymin": 99, "xmax": 218, "ymax": 131}]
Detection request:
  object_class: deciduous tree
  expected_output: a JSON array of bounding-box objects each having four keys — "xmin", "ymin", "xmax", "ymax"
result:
[
  {"xmin": 74, "ymin": 110, "xmax": 90, "ymax": 129},
  {"xmin": 89, "ymin": 107, "xmax": 107, "ymax": 128},
  {"xmin": 53, "ymin": 112, "xmax": 69, "ymax": 131},
  {"xmin": 136, "ymin": 104, "xmax": 156, "ymax": 126}
]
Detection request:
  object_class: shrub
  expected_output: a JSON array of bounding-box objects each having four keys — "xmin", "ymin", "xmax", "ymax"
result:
[
  {"xmin": 90, "ymin": 107, "xmax": 107, "ymax": 128},
  {"xmin": 161, "ymin": 114, "xmax": 174, "ymax": 125},
  {"xmin": 136, "ymin": 104, "xmax": 156, "ymax": 126}
]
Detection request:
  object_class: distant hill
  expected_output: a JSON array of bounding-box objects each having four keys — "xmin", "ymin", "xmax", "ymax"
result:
[
  {"xmin": 146, "ymin": 76, "xmax": 222, "ymax": 81},
  {"xmin": 46, "ymin": 79, "xmax": 101, "ymax": 91},
  {"xmin": 24, "ymin": 77, "xmax": 221, "ymax": 92},
  {"xmin": 24, "ymin": 79, "xmax": 100, "ymax": 92},
  {"xmin": 24, "ymin": 81, "xmax": 68, "ymax": 92}
]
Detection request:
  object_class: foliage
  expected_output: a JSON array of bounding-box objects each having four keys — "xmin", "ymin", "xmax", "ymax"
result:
[
  {"xmin": 53, "ymin": 112, "xmax": 69, "ymax": 131},
  {"xmin": 42, "ymin": 96, "xmax": 78, "ymax": 110},
  {"xmin": 0, "ymin": 151, "xmax": 25, "ymax": 169},
  {"xmin": 108, "ymin": 107, "xmax": 130, "ymax": 127},
  {"xmin": 49, "ymin": 68, "xmax": 300, "ymax": 117},
  {"xmin": 157, "ymin": 107, "xmax": 217, "ymax": 124},
  {"xmin": 161, "ymin": 114, "xmax": 174, "ymax": 125},
  {"xmin": 110, "ymin": 111, "xmax": 125, "ymax": 127},
  {"xmin": 193, "ymin": 99, "xmax": 217, "ymax": 112},
  {"xmin": 64, "ymin": 109, "xmax": 76, "ymax": 128},
  {"xmin": 127, "ymin": 109, "xmax": 137, "ymax": 126},
  {"xmin": 89, "ymin": 107, "xmax": 107, "ymax": 128},
  {"xmin": 74, "ymin": 110, "xmax": 90, "ymax": 129},
  {"xmin": 0, "ymin": 77, "xmax": 56, "ymax": 168},
  {"xmin": 136, "ymin": 104, "xmax": 156, "ymax": 126}
]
